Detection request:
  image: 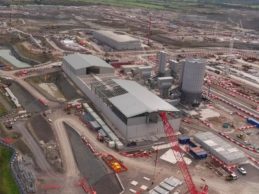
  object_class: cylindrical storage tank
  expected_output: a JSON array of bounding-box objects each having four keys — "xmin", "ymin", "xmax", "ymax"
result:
[{"xmin": 181, "ymin": 59, "xmax": 206, "ymax": 104}]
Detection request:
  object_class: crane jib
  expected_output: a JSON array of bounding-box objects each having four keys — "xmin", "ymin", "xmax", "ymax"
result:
[{"xmin": 159, "ymin": 112, "xmax": 208, "ymax": 194}]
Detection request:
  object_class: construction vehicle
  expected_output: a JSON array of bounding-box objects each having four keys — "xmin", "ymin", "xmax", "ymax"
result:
[
  {"xmin": 102, "ymin": 154, "xmax": 127, "ymax": 173},
  {"xmin": 64, "ymin": 102, "xmax": 83, "ymax": 114},
  {"xmin": 225, "ymin": 173, "xmax": 238, "ymax": 181},
  {"xmin": 159, "ymin": 112, "xmax": 208, "ymax": 194},
  {"xmin": 236, "ymin": 133, "xmax": 246, "ymax": 141}
]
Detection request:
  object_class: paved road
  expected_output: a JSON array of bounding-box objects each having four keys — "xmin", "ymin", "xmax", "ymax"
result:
[
  {"xmin": 13, "ymin": 121, "xmax": 52, "ymax": 172},
  {"xmin": 53, "ymin": 118, "xmax": 79, "ymax": 177},
  {"xmin": 52, "ymin": 118, "xmax": 82, "ymax": 194}
]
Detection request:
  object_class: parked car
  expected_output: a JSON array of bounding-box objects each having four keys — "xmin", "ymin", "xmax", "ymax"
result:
[{"xmin": 237, "ymin": 166, "xmax": 247, "ymax": 175}]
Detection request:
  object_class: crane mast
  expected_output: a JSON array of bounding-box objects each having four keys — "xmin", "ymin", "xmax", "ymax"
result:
[{"xmin": 159, "ymin": 112, "xmax": 208, "ymax": 194}]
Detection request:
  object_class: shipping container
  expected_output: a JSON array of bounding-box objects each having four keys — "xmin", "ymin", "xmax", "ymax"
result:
[
  {"xmin": 189, "ymin": 147, "xmax": 207, "ymax": 159},
  {"xmin": 247, "ymin": 118, "xmax": 259, "ymax": 128},
  {"xmin": 178, "ymin": 135, "xmax": 190, "ymax": 144}
]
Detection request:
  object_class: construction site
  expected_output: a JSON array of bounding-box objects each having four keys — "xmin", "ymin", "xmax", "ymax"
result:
[{"xmin": 0, "ymin": 1, "xmax": 258, "ymax": 194}]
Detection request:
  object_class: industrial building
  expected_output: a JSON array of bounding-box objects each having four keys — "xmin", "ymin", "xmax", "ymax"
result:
[
  {"xmin": 93, "ymin": 30, "xmax": 141, "ymax": 50},
  {"xmin": 62, "ymin": 53, "xmax": 114, "ymax": 76},
  {"xmin": 194, "ymin": 132, "xmax": 246, "ymax": 165},
  {"xmin": 180, "ymin": 59, "xmax": 206, "ymax": 105},
  {"xmin": 62, "ymin": 53, "xmax": 181, "ymax": 143}
]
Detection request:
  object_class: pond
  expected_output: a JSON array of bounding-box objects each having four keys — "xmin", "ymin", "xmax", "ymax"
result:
[{"xmin": 0, "ymin": 49, "xmax": 30, "ymax": 68}]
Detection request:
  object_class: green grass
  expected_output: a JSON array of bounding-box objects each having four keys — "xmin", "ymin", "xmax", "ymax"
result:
[
  {"xmin": 13, "ymin": 0, "xmax": 259, "ymax": 11},
  {"xmin": 0, "ymin": 103, "xmax": 7, "ymax": 117},
  {"xmin": 0, "ymin": 146, "xmax": 19, "ymax": 194},
  {"xmin": 34, "ymin": 0, "xmax": 202, "ymax": 10},
  {"xmin": 75, "ymin": 0, "xmax": 168, "ymax": 9}
]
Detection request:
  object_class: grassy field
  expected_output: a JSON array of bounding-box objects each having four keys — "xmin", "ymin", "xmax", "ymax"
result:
[
  {"xmin": 0, "ymin": 146, "xmax": 19, "ymax": 194},
  {"xmin": 64, "ymin": 0, "xmax": 199, "ymax": 9},
  {"xmin": 9, "ymin": 0, "xmax": 259, "ymax": 10}
]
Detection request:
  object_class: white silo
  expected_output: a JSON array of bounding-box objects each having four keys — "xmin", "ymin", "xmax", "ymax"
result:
[
  {"xmin": 157, "ymin": 51, "xmax": 167, "ymax": 76},
  {"xmin": 181, "ymin": 59, "xmax": 206, "ymax": 104}
]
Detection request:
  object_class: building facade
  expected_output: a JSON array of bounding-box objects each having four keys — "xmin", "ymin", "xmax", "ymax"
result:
[
  {"xmin": 62, "ymin": 54, "xmax": 181, "ymax": 142},
  {"xmin": 93, "ymin": 30, "xmax": 141, "ymax": 50}
]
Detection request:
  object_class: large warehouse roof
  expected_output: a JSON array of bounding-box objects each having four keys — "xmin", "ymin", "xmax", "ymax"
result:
[
  {"xmin": 109, "ymin": 79, "xmax": 179, "ymax": 117},
  {"xmin": 64, "ymin": 53, "xmax": 113, "ymax": 70},
  {"xmin": 95, "ymin": 30, "xmax": 139, "ymax": 43}
]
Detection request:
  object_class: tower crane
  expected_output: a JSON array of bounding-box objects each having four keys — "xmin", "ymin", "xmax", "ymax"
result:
[{"xmin": 159, "ymin": 112, "xmax": 208, "ymax": 194}]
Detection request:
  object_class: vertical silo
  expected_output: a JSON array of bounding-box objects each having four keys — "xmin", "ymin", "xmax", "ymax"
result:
[
  {"xmin": 157, "ymin": 51, "xmax": 167, "ymax": 76},
  {"xmin": 181, "ymin": 59, "xmax": 206, "ymax": 104}
]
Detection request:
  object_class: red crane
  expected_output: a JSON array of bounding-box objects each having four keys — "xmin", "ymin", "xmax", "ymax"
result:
[{"xmin": 159, "ymin": 112, "xmax": 208, "ymax": 194}]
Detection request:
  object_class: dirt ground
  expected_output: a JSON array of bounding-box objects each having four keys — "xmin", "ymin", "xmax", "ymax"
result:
[
  {"xmin": 29, "ymin": 114, "xmax": 55, "ymax": 143},
  {"xmin": 65, "ymin": 124, "xmax": 123, "ymax": 194},
  {"xmin": 9, "ymin": 81, "xmax": 47, "ymax": 113},
  {"xmin": 27, "ymin": 71, "xmax": 83, "ymax": 101}
]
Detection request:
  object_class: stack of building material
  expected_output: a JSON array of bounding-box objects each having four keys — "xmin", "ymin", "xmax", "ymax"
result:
[{"xmin": 149, "ymin": 176, "xmax": 182, "ymax": 194}]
